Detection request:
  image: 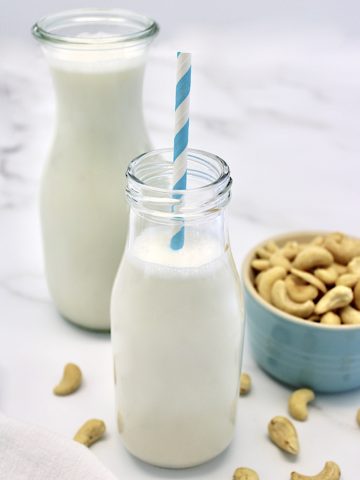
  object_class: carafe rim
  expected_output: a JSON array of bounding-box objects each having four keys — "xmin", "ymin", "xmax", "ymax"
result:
[{"xmin": 32, "ymin": 8, "xmax": 159, "ymax": 48}]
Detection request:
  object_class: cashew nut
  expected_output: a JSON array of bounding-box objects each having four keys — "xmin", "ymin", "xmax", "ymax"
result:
[
  {"xmin": 257, "ymin": 266, "xmax": 287, "ymax": 303},
  {"xmin": 251, "ymin": 259, "xmax": 270, "ymax": 271},
  {"xmin": 256, "ymin": 247, "xmax": 272, "ymax": 259},
  {"xmin": 327, "ymin": 232, "xmax": 344, "ymax": 242},
  {"xmin": 255, "ymin": 270, "xmax": 265, "ymax": 287},
  {"xmin": 233, "ymin": 467, "xmax": 259, "ymax": 480},
  {"xmin": 285, "ymin": 275, "xmax": 318, "ymax": 302},
  {"xmin": 356, "ymin": 408, "xmax": 360, "ymax": 427},
  {"xmin": 268, "ymin": 416, "xmax": 299, "ymax": 455},
  {"xmin": 293, "ymin": 246, "xmax": 333, "ymax": 271},
  {"xmin": 314, "ymin": 266, "xmax": 338, "ymax": 285},
  {"xmin": 281, "ymin": 241, "xmax": 300, "ymax": 260},
  {"xmin": 288, "ymin": 388, "xmax": 315, "ymax": 421},
  {"xmin": 311, "ymin": 235, "xmax": 324, "ymax": 246},
  {"xmin": 239, "ymin": 372, "xmax": 252, "ymax": 396},
  {"xmin": 340, "ymin": 305, "xmax": 360, "ymax": 325},
  {"xmin": 74, "ymin": 419, "xmax": 106, "ymax": 447},
  {"xmin": 291, "ymin": 461, "xmax": 341, "ymax": 480},
  {"xmin": 332, "ymin": 263, "xmax": 348, "ymax": 275},
  {"xmin": 265, "ymin": 241, "xmax": 279, "ymax": 253},
  {"xmin": 314, "ymin": 286, "xmax": 353, "ymax": 315},
  {"xmin": 324, "ymin": 234, "xmax": 360, "ymax": 265},
  {"xmin": 336, "ymin": 273, "xmax": 360, "ymax": 288},
  {"xmin": 291, "ymin": 268, "xmax": 327, "ymax": 294},
  {"xmin": 272, "ymin": 280, "xmax": 315, "ymax": 318},
  {"xmin": 354, "ymin": 280, "xmax": 360, "ymax": 310},
  {"xmin": 53, "ymin": 363, "xmax": 82, "ymax": 396},
  {"xmin": 348, "ymin": 256, "xmax": 360, "ymax": 274},
  {"xmin": 270, "ymin": 252, "xmax": 292, "ymax": 271},
  {"xmin": 308, "ymin": 314, "xmax": 321, "ymax": 322},
  {"xmin": 321, "ymin": 312, "xmax": 341, "ymax": 325}
]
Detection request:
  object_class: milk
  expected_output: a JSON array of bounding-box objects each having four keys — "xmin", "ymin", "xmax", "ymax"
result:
[
  {"xmin": 41, "ymin": 55, "xmax": 151, "ymax": 329},
  {"xmin": 111, "ymin": 230, "xmax": 244, "ymax": 467}
]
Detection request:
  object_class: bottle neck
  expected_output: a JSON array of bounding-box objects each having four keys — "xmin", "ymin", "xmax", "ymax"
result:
[{"xmin": 124, "ymin": 148, "xmax": 232, "ymax": 263}]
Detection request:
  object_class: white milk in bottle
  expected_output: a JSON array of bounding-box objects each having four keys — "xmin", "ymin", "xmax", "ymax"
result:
[
  {"xmin": 32, "ymin": 10, "xmax": 158, "ymax": 329},
  {"xmin": 111, "ymin": 149, "xmax": 245, "ymax": 468}
]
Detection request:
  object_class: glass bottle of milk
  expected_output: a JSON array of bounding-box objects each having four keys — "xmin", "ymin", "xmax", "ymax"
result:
[
  {"xmin": 111, "ymin": 149, "xmax": 245, "ymax": 468},
  {"xmin": 32, "ymin": 10, "xmax": 158, "ymax": 330}
]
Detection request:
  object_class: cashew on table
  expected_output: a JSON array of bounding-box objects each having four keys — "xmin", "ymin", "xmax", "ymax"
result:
[
  {"xmin": 239, "ymin": 372, "xmax": 252, "ymax": 396},
  {"xmin": 291, "ymin": 461, "xmax": 341, "ymax": 480},
  {"xmin": 53, "ymin": 363, "xmax": 82, "ymax": 396},
  {"xmin": 74, "ymin": 419, "xmax": 106, "ymax": 447},
  {"xmin": 233, "ymin": 467, "xmax": 259, "ymax": 480},
  {"xmin": 288, "ymin": 388, "xmax": 315, "ymax": 421},
  {"xmin": 268, "ymin": 416, "xmax": 299, "ymax": 455}
]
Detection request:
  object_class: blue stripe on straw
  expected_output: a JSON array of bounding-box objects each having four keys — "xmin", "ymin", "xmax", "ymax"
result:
[
  {"xmin": 174, "ymin": 172, "xmax": 187, "ymax": 191},
  {"xmin": 173, "ymin": 120, "xmax": 189, "ymax": 161},
  {"xmin": 175, "ymin": 68, "xmax": 192, "ymax": 109},
  {"xmin": 170, "ymin": 226, "xmax": 185, "ymax": 250},
  {"xmin": 170, "ymin": 52, "xmax": 191, "ymax": 251},
  {"xmin": 171, "ymin": 170, "xmax": 187, "ymax": 249},
  {"xmin": 173, "ymin": 173, "xmax": 187, "ymax": 201}
]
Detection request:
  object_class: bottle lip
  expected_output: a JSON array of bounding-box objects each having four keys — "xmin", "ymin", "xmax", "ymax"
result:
[
  {"xmin": 126, "ymin": 148, "xmax": 232, "ymax": 222},
  {"xmin": 32, "ymin": 8, "xmax": 159, "ymax": 48},
  {"xmin": 127, "ymin": 148, "xmax": 230, "ymax": 195}
]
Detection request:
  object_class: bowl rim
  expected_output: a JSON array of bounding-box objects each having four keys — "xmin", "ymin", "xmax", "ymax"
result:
[{"xmin": 242, "ymin": 230, "xmax": 360, "ymax": 331}]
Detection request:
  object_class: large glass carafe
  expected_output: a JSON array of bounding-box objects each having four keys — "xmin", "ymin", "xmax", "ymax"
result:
[
  {"xmin": 32, "ymin": 9, "xmax": 158, "ymax": 330},
  {"xmin": 111, "ymin": 149, "xmax": 245, "ymax": 467}
]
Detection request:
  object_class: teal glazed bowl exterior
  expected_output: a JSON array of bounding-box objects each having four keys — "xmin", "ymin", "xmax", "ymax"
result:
[{"xmin": 243, "ymin": 232, "xmax": 360, "ymax": 393}]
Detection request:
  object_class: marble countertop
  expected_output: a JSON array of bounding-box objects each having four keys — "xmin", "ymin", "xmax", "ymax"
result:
[{"xmin": 1, "ymin": 27, "xmax": 360, "ymax": 479}]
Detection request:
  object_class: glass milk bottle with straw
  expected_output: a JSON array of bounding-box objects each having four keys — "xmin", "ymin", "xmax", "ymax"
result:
[
  {"xmin": 111, "ymin": 54, "xmax": 244, "ymax": 467},
  {"xmin": 32, "ymin": 9, "xmax": 158, "ymax": 330}
]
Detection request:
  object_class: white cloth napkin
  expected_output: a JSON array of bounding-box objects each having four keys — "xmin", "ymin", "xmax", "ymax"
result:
[{"xmin": 0, "ymin": 413, "xmax": 118, "ymax": 480}]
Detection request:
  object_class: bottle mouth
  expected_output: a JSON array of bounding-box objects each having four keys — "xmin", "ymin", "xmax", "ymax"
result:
[
  {"xmin": 126, "ymin": 148, "xmax": 232, "ymax": 222},
  {"xmin": 32, "ymin": 9, "xmax": 159, "ymax": 48}
]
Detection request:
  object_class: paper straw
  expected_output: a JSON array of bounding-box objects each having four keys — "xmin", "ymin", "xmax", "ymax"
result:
[{"xmin": 170, "ymin": 52, "xmax": 192, "ymax": 251}]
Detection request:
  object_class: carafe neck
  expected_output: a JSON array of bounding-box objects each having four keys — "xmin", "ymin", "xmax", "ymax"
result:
[{"xmin": 48, "ymin": 56, "xmax": 147, "ymax": 129}]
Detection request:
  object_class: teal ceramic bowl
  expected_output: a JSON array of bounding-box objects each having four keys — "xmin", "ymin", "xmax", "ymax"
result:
[{"xmin": 242, "ymin": 231, "xmax": 360, "ymax": 393}]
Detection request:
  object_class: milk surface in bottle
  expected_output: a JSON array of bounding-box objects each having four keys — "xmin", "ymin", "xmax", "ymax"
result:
[
  {"xmin": 32, "ymin": 10, "xmax": 158, "ymax": 329},
  {"xmin": 111, "ymin": 149, "xmax": 245, "ymax": 468}
]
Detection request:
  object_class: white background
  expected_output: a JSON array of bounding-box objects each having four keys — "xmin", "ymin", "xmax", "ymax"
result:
[{"xmin": 1, "ymin": 0, "xmax": 360, "ymax": 40}]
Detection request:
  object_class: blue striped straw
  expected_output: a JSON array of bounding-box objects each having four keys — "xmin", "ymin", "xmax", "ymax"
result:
[{"xmin": 170, "ymin": 51, "xmax": 192, "ymax": 250}]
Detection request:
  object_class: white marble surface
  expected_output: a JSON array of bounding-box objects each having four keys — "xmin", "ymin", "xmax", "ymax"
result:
[{"xmin": 1, "ymin": 26, "xmax": 360, "ymax": 478}]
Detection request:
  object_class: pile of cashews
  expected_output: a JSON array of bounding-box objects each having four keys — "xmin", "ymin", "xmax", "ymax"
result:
[{"xmin": 251, "ymin": 232, "xmax": 360, "ymax": 325}]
